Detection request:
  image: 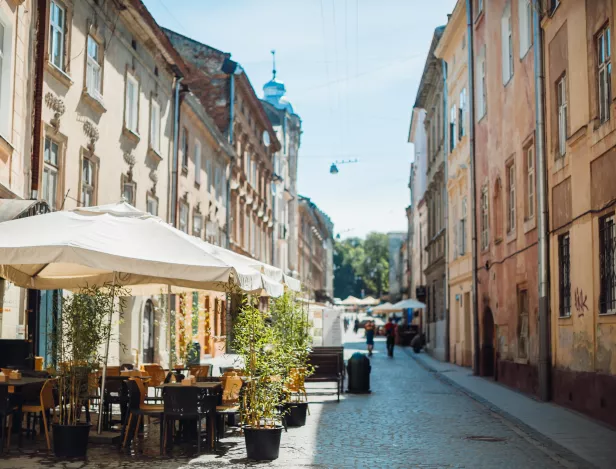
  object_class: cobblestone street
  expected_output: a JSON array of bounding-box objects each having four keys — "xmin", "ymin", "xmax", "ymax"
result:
[{"xmin": 0, "ymin": 333, "xmax": 584, "ymax": 469}]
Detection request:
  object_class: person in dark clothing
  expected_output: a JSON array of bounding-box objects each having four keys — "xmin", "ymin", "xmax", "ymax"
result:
[
  {"xmin": 384, "ymin": 317, "xmax": 396, "ymax": 357},
  {"xmin": 354, "ymin": 318, "xmax": 359, "ymax": 334},
  {"xmin": 365, "ymin": 320, "xmax": 375, "ymax": 356}
]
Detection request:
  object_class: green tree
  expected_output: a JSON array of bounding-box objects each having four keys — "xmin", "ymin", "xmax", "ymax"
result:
[{"xmin": 333, "ymin": 233, "xmax": 389, "ymax": 299}]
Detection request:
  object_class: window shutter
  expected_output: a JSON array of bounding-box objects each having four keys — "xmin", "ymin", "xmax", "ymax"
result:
[
  {"xmin": 501, "ymin": 12, "xmax": 509, "ymax": 82},
  {"xmin": 195, "ymin": 141, "xmax": 201, "ymax": 184},
  {"xmin": 518, "ymin": 0, "xmax": 527, "ymax": 58}
]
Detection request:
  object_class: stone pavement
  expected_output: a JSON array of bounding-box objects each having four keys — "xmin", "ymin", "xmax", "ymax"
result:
[
  {"xmin": 0, "ymin": 332, "xmax": 599, "ymax": 468},
  {"xmin": 410, "ymin": 350, "xmax": 616, "ymax": 469}
]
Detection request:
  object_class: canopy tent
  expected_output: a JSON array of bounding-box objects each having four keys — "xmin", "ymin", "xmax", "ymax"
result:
[
  {"xmin": 372, "ymin": 302, "xmax": 397, "ymax": 314},
  {"xmin": 392, "ymin": 298, "xmax": 427, "ymax": 310},
  {"xmin": 340, "ymin": 295, "xmax": 361, "ymax": 306},
  {"xmin": 358, "ymin": 296, "xmax": 380, "ymax": 306},
  {"xmin": 0, "ymin": 201, "xmax": 297, "ymax": 433}
]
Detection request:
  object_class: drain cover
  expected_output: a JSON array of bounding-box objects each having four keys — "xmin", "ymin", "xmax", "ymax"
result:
[{"xmin": 465, "ymin": 436, "xmax": 506, "ymax": 442}]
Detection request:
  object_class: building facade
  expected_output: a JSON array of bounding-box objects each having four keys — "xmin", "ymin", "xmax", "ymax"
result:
[
  {"xmin": 0, "ymin": 0, "xmax": 39, "ymax": 341},
  {"xmin": 261, "ymin": 69, "xmax": 301, "ymax": 278},
  {"xmin": 387, "ymin": 232, "xmax": 407, "ymax": 303},
  {"xmin": 414, "ymin": 26, "xmax": 448, "ymax": 361},
  {"xmin": 473, "ymin": 0, "xmax": 540, "ymax": 394},
  {"xmin": 164, "ymin": 29, "xmax": 281, "ymax": 265},
  {"xmin": 298, "ymin": 196, "xmax": 334, "ymax": 302},
  {"xmin": 542, "ymin": 0, "xmax": 616, "ymax": 427},
  {"xmin": 435, "ymin": 1, "xmax": 474, "ymax": 368},
  {"xmin": 408, "ymin": 108, "xmax": 428, "ymax": 311}
]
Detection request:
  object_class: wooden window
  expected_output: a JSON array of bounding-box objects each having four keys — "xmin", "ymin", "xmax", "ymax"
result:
[
  {"xmin": 517, "ymin": 289, "xmax": 529, "ymax": 359},
  {"xmin": 125, "ymin": 73, "xmax": 139, "ymax": 133},
  {"xmin": 43, "ymin": 137, "xmax": 60, "ymax": 210},
  {"xmin": 122, "ymin": 178, "xmax": 135, "ymax": 205},
  {"xmin": 525, "ymin": 144, "xmax": 535, "ymax": 219},
  {"xmin": 599, "ymin": 213, "xmax": 616, "ymax": 314},
  {"xmin": 81, "ymin": 156, "xmax": 96, "ymax": 207},
  {"xmin": 49, "ymin": 1, "xmax": 66, "ymax": 70},
  {"xmin": 557, "ymin": 75, "xmax": 567, "ymax": 157},
  {"xmin": 181, "ymin": 128, "xmax": 189, "ymax": 169},
  {"xmin": 501, "ymin": 2, "xmax": 513, "ymax": 83},
  {"xmin": 86, "ymin": 35, "xmax": 102, "ymax": 99},
  {"xmin": 558, "ymin": 233, "xmax": 571, "ymax": 317},
  {"xmin": 179, "ymin": 201, "xmax": 189, "ymax": 233},
  {"xmin": 459, "ymin": 197, "xmax": 467, "ymax": 256},
  {"xmin": 481, "ymin": 186, "xmax": 489, "ymax": 250},
  {"xmin": 450, "ymin": 104, "xmax": 457, "ymax": 153},
  {"xmin": 193, "ymin": 213, "xmax": 203, "ymax": 238},
  {"xmin": 458, "ymin": 88, "xmax": 466, "ymax": 140},
  {"xmin": 146, "ymin": 193, "xmax": 158, "ymax": 216},
  {"xmin": 507, "ymin": 163, "xmax": 516, "ymax": 233},
  {"xmin": 597, "ymin": 24, "xmax": 611, "ymax": 124},
  {"xmin": 150, "ymin": 99, "xmax": 161, "ymax": 153},
  {"xmin": 194, "ymin": 139, "xmax": 202, "ymax": 185},
  {"xmin": 518, "ymin": 0, "xmax": 533, "ymax": 58}
]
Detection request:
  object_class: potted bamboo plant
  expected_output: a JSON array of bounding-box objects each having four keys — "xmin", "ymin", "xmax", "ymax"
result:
[
  {"xmin": 233, "ymin": 296, "xmax": 286, "ymax": 461},
  {"xmin": 51, "ymin": 284, "xmax": 127, "ymax": 458},
  {"xmin": 271, "ymin": 291, "xmax": 313, "ymax": 427}
]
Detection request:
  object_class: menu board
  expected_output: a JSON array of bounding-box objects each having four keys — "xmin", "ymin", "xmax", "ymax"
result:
[{"xmin": 322, "ymin": 308, "xmax": 342, "ymax": 346}]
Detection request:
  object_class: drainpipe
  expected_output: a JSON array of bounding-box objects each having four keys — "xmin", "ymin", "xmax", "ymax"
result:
[
  {"xmin": 30, "ymin": 0, "xmax": 48, "ymax": 200},
  {"xmin": 442, "ymin": 58, "xmax": 450, "ymax": 363},
  {"xmin": 226, "ymin": 72, "xmax": 237, "ymax": 250},
  {"xmin": 466, "ymin": 0, "xmax": 480, "ymax": 375},
  {"xmin": 170, "ymin": 75, "xmax": 183, "ymax": 226},
  {"xmin": 533, "ymin": 0, "xmax": 551, "ymax": 402}
]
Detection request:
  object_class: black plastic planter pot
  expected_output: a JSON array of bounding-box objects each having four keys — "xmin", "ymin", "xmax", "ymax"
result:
[
  {"xmin": 52, "ymin": 423, "xmax": 91, "ymax": 458},
  {"xmin": 284, "ymin": 402, "xmax": 308, "ymax": 427},
  {"xmin": 244, "ymin": 426, "xmax": 283, "ymax": 461}
]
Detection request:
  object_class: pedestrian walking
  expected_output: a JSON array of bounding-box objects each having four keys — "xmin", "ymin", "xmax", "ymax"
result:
[
  {"xmin": 365, "ymin": 320, "xmax": 375, "ymax": 356},
  {"xmin": 354, "ymin": 318, "xmax": 359, "ymax": 334},
  {"xmin": 384, "ymin": 317, "xmax": 396, "ymax": 357}
]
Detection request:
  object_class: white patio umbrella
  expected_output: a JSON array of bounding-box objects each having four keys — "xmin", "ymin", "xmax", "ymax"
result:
[
  {"xmin": 392, "ymin": 298, "xmax": 427, "ymax": 310},
  {"xmin": 340, "ymin": 295, "xmax": 361, "ymax": 306},
  {"xmin": 0, "ymin": 202, "xmax": 273, "ymax": 433}
]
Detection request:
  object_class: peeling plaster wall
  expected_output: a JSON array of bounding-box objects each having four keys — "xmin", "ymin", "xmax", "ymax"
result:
[{"xmin": 544, "ymin": 0, "xmax": 616, "ymax": 427}]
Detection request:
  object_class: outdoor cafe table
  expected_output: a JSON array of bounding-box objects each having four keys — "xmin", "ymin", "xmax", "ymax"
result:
[
  {"xmin": 156, "ymin": 382, "xmax": 223, "ymax": 450},
  {"xmin": 0, "ymin": 377, "xmax": 47, "ymax": 444}
]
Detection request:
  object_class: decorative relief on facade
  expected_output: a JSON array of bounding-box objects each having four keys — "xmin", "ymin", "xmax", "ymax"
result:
[
  {"xmin": 83, "ymin": 120, "xmax": 100, "ymax": 153},
  {"xmin": 45, "ymin": 92, "xmax": 66, "ymax": 130},
  {"xmin": 149, "ymin": 169, "xmax": 158, "ymax": 195},
  {"xmin": 123, "ymin": 151, "xmax": 136, "ymax": 181}
]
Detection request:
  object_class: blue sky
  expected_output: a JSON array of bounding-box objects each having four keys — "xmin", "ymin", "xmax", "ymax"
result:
[{"xmin": 143, "ymin": 0, "xmax": 456, "ymax": 238}]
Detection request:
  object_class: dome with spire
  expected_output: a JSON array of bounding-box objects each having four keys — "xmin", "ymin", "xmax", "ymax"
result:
[{"xmin": 262, "ymin": 51, "xmax": 295, "ymax": 114}]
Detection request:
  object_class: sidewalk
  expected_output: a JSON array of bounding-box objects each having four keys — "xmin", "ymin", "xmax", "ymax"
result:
[{"xmin": 409, "ymin": 350, "xmax": 616, "ymax": 469}]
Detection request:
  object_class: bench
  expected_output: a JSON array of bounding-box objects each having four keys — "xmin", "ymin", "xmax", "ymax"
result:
[
  {"xmin": 309, "ymin": 347, "xmax": 345, "ymax": 378},
  {"xmin": 305, "ymin": 352, "xmax": 344, "ymax": 402}
]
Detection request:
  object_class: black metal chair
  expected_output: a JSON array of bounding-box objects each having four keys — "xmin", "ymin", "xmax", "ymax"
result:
[
  {"xmin": 0, "ymin": 387, "xmax": 19, "ymax": 453},
  {"xmin": 121, "ymin": 379, "xmax": 164, "ymax": 452},
  {"xmin": 162, "ymin": 386, "xmax": 205, "ymax": 454},
  {"xmin": 100, "ymin": 376, "xmax": 127, "ymax": 430}
]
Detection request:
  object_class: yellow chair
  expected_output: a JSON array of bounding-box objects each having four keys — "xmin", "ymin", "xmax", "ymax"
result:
[
  {"xmin": 216, "ymin": 375, "xmax": 242, "ymax": 412},
  {"xmin": 21, "ymin": 378, "xmax": 56, "ymax": 450},
  {"xmin": 285, "ymin": 368, "xmax": 308, "ymax": 403}
]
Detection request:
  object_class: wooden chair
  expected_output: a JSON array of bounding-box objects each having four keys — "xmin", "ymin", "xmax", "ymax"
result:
[
  {"xmin": 122, "ymin": 379, "xmax": 163, "ymax": 450},
  {"xmin": 188, "ymin": 365, "xmax": 211, "ymax": 381},
  {"xmin": 142, "ymin": 364, "xmax": 166, "ymax": 397},
  {"xmin": 285, "ymin": 368, "xmax": 308, "ymax": 403},
  {"xmin": 215, "ymin": 376, "xmax": 242, "ymax": 438},
  {"xmin": 21, "ymin": 378, "xmax": 56, "ymax": 450},
  {"xmin": 105, "ymin": 366, "xmax": 121, "ymax": 377}
]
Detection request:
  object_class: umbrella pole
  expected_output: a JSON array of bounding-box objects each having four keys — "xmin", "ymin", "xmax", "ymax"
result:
[
  {"xmin": 168, "ymin": 285, "xmax": 173, "ymax": 370},
  {"xmin": 97, "ymin": 273, "xmax": 117, "ymax": 435}
]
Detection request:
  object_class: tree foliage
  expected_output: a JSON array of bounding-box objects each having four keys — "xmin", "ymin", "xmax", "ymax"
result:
[{"xmin": 334, "ymin": 232, "xmax": 389, "ymax": 299}]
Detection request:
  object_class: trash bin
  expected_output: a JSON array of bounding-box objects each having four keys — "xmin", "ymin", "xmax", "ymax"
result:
[{"xmin": 347, "ymin": 352, "xmax": 371, "ymax": 393}]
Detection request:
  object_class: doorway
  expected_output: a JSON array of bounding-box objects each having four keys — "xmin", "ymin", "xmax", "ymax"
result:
[
  {"xmin": 463, "ymin": 292, "xmax": 471, "ymax": 366},
  {"xmin": 142, "ymin": 300, "xmax": 155, "ymax": 364},
  {"xmin": 482, "ymin": 307, "xmax": 495, "ymax": 377}
]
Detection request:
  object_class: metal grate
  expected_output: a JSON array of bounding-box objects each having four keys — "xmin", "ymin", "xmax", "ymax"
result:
[
  {"xmin": 558, "ymin": 233, "xmax": 571, "ymax": 317},
  {"xmin": 599, "ymin": 214, "xmax": 616, "ymax": 314}
]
